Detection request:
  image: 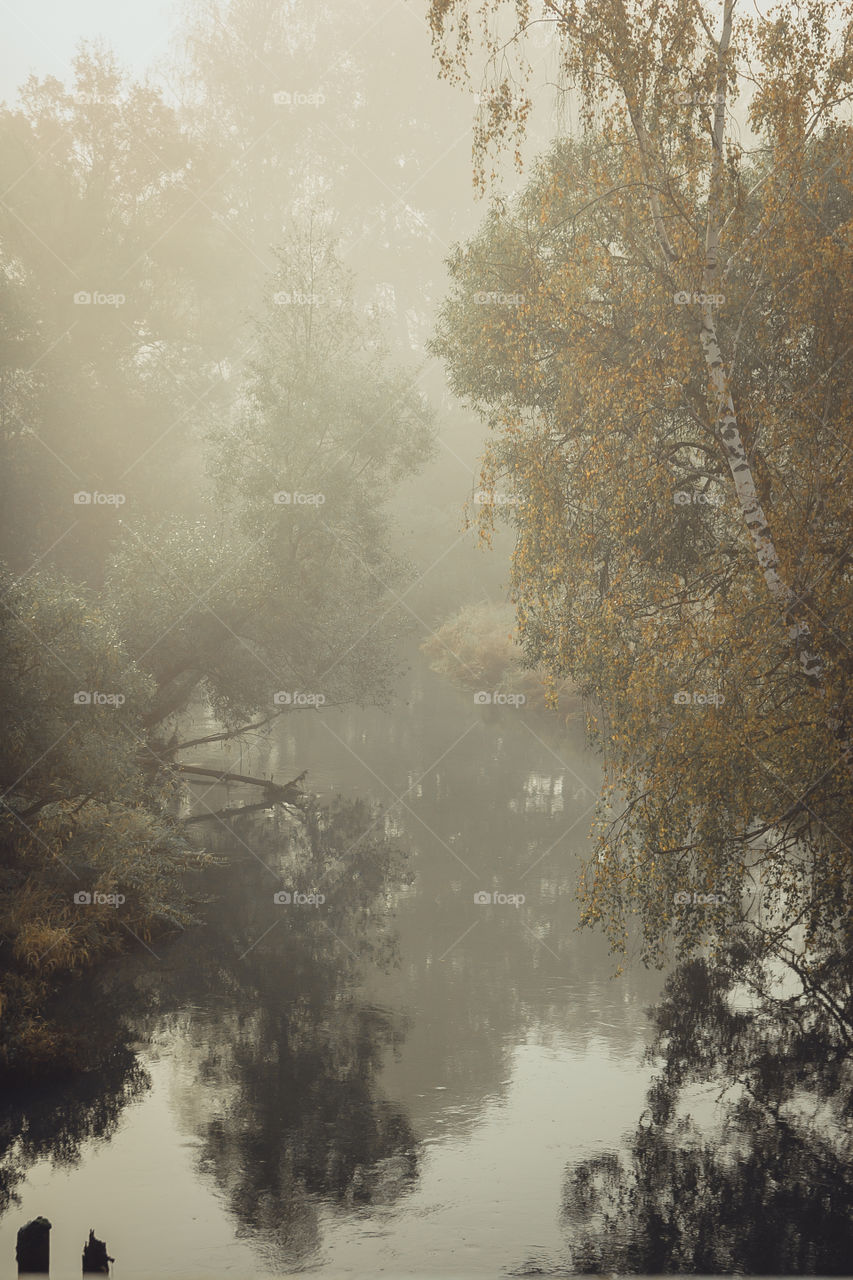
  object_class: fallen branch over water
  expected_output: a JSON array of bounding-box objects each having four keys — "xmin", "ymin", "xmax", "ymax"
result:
[
  {"xmin": 177, "ymin": 766, "xmax": 308, "ymax": 825},
  {"xmin": 176, "ymin": 764, "xmax": 307, "ymax": 795}
]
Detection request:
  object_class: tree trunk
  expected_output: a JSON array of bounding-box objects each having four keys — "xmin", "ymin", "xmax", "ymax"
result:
[
  {"xmin": 622, "ymin": 0, "xmax": 853, "ymax": 776},
  {"xmin": 82, "ymin": 1228, "xmax": 114, "ymax": 1273},
  {"xmin": 695, "ymin": 0, "xmax": 853, "ymax": 774},
  {"xmin": 16, "ymin": 1218, "xmax": 50, "ymax": 1273},
  {"xmin": 176, "ymin": 764, "xmax": 307, "ymax": 798}
]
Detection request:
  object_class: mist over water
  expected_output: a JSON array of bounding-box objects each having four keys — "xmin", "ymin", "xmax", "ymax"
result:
[
  {"xmin": 0, "ymin": 658, "xmax": 667, "ymax": 1277},
  {"xmin": 2, "ymin": 2, "xmax": 853, "ymax": 1278}
]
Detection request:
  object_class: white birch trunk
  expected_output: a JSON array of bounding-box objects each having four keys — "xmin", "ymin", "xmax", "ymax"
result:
[{"xmin": 696, "ymin": 0, "xmax": 852, "ymax": 770}]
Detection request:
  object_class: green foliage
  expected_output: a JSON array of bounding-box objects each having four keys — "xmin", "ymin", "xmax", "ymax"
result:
[
  {"xmin": 0, "ymin": 569, "xmax": 205, "ymax": 1078},
  {"xmin": 106, "ymin": 232, "xmax": 435, "ymax": 730},
  {"xmin": 0, "ymin": 567, "xmax": 154, "ymax": 804},
  {"xmin": 0, "ymin": 52, "xmax": 437, "ymax": 1078},
  {"xmin": 0, "ymin": 45, "xmax": 223, "ymax": 581},
  {"xmin": 422, "ymin": 601, "xmax": 580, "ymax": 714}
]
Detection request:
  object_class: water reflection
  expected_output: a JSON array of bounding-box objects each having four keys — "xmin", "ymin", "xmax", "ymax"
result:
[
  {"xmin": 16, "ymin": 662, "xmax": 844, "ymax": 1274},
  {"xmin": 0, "ymin": 1037, "xmax": 149, "ymax": 1216},
  {"xmin": 561, "ymin": 937, "xmax": 853, "ymax": 1274},
  {"xmin": 186, "ymin": 997, "xmax": 417, "ymax": 1267},
  {"xmin": 0, "ymin": 793, "xmax": 416, "ymax": 1271}
]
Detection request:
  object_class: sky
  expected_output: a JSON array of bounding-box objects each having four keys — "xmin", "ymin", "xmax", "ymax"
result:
[
  {"xmin": 0, "ymin": 0, "xmax": 809, "ymax": 108},
  {"xmin": 0, "ymin": 0, "xmax": 180, "ymax": 100}
]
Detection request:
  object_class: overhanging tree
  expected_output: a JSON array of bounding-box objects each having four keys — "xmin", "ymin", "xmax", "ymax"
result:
[{"xmin": 428, "ymin": 0, "xmax": 853, "ymax": 965}]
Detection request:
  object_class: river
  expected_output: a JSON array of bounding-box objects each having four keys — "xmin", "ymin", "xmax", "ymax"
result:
[{"xmin": 2, "ymin": 653, "xmax": 847, "ymax": 1277}]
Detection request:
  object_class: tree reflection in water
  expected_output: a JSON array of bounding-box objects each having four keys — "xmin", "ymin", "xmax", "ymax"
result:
[
  {"xmin": 562, "ymin": 937, "xmax": 853, "ymax": 1274},
  {"xmin": 0, "ymin": 795, "xmax": 418, "ymax": 1265},
  {"xmin": 6, "ymin": 787, "xmax": 851, "ymax": 1273},
  {"xmin": 0, "ymin": 1037, "xmax": 149, "ymax": 1214}
]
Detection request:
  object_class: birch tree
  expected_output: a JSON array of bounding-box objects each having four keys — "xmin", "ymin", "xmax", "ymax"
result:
[{"xmin": 429, "ymin": 0, "xmax": 853, "ymax": 965}]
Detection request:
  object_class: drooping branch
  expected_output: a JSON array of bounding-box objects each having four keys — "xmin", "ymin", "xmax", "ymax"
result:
[
  {"xmin": 773, "ymin": 942, "xmax": 853, "ymax": 1049},
  {"xmin": 166, "ymin": 711, "xmax": 284, "ymax": 754},
  {"xmin": 624, "ymin": 101, "xmax": 680, "ymax": 266}
]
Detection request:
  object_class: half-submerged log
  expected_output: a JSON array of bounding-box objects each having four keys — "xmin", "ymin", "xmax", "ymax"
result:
[
  {"xmin": 82, "ymin": 1228, "xmax": 114, "ymax": 1273},
  {"xmin": 16, "ymin": 1217, "xmax": 51, "ymax": 1272}
]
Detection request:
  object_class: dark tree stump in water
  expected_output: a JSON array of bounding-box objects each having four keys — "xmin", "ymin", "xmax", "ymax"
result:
[
  {"xmin": 16, "ymin": 1217, "xmax": 51, "ymax": 1273},
  {"xmin": 82, "ymin": 1229, "xmax": 114, "ymax": 1273}
]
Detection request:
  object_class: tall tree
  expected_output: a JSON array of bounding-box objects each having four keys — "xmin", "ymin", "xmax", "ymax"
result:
[
  {"xmin": 0, "ymin": 45, "xmax": 225, "ymax": 581},
  {"xmin": 428, "ymin": 1, "xmax": 853, "ymax": 967},
  {"xmin": 106, "ymin": 229, "xmax": 435, "ymax": 739}
]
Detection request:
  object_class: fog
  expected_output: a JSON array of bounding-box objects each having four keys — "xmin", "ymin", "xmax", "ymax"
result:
[{"xmin": 2, "ymin": 2, "xmax": 853, "ymax": 1278}]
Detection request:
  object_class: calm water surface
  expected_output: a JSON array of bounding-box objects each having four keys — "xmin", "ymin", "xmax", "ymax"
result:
[{"xmin": 0, "ymin": 657, "xmax": 671, "ymax": 1277}]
